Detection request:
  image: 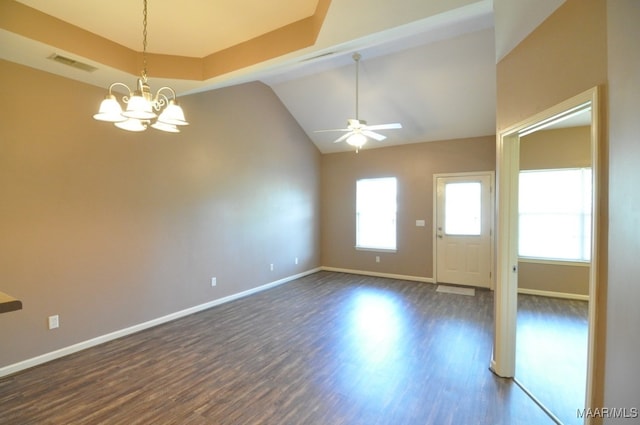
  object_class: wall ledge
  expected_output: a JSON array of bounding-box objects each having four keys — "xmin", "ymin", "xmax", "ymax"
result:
[{"xmin": 0, "ymin": 291, "xmax": 22, "ymax": 314}]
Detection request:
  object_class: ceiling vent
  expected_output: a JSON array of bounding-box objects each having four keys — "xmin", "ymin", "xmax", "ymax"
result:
[{"xmin": 48, "ymin": 54, "xmax": 98, "ymax": 73}]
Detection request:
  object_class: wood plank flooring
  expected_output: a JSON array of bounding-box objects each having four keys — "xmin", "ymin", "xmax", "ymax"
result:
[
  {"xmin": 517, "ymin": 294, "xmax": 589, "ymax": 425},
  {"xmin": 0, "ymin": 271, "xmax": 554, "ymax": 424}
]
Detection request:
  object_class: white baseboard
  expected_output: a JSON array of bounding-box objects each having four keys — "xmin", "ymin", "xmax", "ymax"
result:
[
  {"xmin": 489, "ymin": 359, "xmax": 498, "ymax": 375},
  {"xmin": 518, "ymin": 287, "xmax": 589, "ymax": 301},
  {"xmin": 0, "ymin": 268, "xmax": 321, "ymax": 378},
  {"xmin": 320, "ymin": 266, "xmax": 435, "ymax": 284}
]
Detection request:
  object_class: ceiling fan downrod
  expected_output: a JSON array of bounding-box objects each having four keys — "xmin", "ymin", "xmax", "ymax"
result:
[{"xmin": 353, "ymin": 52, "xmax": 361, "ymax": 121}]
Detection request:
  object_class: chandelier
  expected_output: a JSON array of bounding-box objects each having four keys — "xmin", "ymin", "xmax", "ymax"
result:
[{"xmin": 93, "ymin": 0, "xmax": 189, "ymax": 133}]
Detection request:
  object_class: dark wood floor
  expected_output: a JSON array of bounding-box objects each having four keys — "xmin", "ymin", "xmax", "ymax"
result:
[
  {"xmin": 517, "ymin": 294, "xmax": 589, "ymax": 425},
  {"xmin": 0, "ymin": 271, "xmax": 554, "ymax": 424}
]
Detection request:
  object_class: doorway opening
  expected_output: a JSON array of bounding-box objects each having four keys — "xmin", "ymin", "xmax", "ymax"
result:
[{"xmin": 492, "ymin": 87, "xmax": 601, "ymax": 424}]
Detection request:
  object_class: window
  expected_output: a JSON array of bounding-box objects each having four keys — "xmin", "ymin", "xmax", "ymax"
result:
[
  {"xmin": 356, "ymin": 177, "xmax": 397, "ymax": 251},
  {"xmin": 444, "ymin": 182, "xmax": 482, "ymax": 236},
  {"xmin": 519, "ymin": 168, "xmax": 592, "ymax": 261}
]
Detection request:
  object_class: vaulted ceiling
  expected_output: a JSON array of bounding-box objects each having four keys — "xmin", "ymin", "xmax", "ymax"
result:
[{"xmin": 0, "ymin": 0, "xmax": 566, "ymax": 153}]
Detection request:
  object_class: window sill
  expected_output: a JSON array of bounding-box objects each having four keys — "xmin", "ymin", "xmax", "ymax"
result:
[
  {"xmin": 355, "ymin": 246, "xmax": 397, "ymax": 253},
  {"xmin": 518, "ymin": 257, "xmax": 590, "ymax": 267}
]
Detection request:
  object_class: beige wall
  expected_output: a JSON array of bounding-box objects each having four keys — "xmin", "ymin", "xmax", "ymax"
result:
[
  {"xmin": 518, "ymin": 125, "xmax": 592, "ymax": 296},
  {"xmin": 3, "ymin": 1, "xmax": 639, "ymax": 417},
  {"xmin": 520, "ymin": 126, "xmax": 591, "ymax": 170},
  {"xmin": 518, "ymin": 261, "xmax": 590, "ymax": 296},
  {"xmin": 0, "ymin": 60, "xmax": 321, "ymax": 368},
  {"xmin": 604, "ymin": 0, "xmax": 640, "ymax": 417},
  {"xmin": 496, "ymin": 1, "xmax": 607, "ymax": 132},
  {"xmin": 496, "ymin": 0, "xmax": 608, "ymax": 412},
  {"xmin": 321, "ymin": 136, "xmax": 495, "ymax": 279}
]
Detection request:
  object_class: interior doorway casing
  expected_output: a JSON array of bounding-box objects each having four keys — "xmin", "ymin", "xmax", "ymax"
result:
[{"xmin": 492, "ymin": 86, "xmax": 601, "ymax": 418}]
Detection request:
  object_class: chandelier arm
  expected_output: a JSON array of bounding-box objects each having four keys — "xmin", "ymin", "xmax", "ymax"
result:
[
  {"xmin": 108, "ymin": 82, "xmax": 134, "ymax": 102},
  {"xmin": 153, "ymin": 92, "xmax": 170, "ymax": 111},
  {"xmin": 155, "ymin": 86, "xmax": 177, "ymax": 100},
  {"xmin": 108, "ymin": 82, "xmax": 133, "ymax": 96},
  {"xmin": 153, "ymin": 87, "xmax": 178, "ymax": 109}
]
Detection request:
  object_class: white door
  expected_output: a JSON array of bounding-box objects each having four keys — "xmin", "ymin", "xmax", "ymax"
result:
[{"xmin": 435, "ymin": 173, "xmax": 493, "ymax": 288}]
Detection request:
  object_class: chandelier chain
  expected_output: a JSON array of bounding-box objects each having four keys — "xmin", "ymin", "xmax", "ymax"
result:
[{"xmin": 142, "ymin": 0, "xmax": 148, "ymax": 80}]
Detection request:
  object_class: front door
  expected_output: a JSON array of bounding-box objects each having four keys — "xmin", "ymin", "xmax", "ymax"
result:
[{"xmin": 435, "ymin": 173, "xmax": 493, "ymax": 288}]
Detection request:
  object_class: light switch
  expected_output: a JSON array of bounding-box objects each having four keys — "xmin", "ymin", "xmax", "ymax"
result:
[{"xmin": 416, "ymin": 220, "xmax": 426, "ymax": 227}]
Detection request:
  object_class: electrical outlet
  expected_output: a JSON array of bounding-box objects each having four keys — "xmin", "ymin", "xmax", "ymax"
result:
[
  {"xmin": 270, "ymin": 263, "xmax": 274, "ymax": 271},
  {"xmin": 48, "ymin": 315, "xmax": 59, "ymax": 330},
  {"xmin": 375, "ymin": 256, "xmax": 380, "ymax": 263},
  {"xmin": 211, "ymin": 277, "xmax": 217, "ymax": 287}
]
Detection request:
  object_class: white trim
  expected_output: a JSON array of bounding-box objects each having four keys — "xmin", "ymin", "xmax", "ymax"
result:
[
  {"xmin": 518, "ymin": 101, "xmax": 592, "ymax": 137},
  {"xmin": 519, "ymin": 257, "xmax": 590, "ymax": 267},
  {"xmin": 355, "ymin": 246, "xmax": 397, "ymax": 253},
  {"xmin": 0, "ymin": 268, "xmax": 321, "ymax": 378},
  {"xmin": 495, "ymin": 86, "xmax": 601, "ymax": 418},
  {"xmin": 518, "ymin": 288, "xmax": 589, "ymax": 301},
  {"xmin": 433, "ymin": 170, "xmax": 496, "ymax": 178},
  {"xmin": 492, "ymin": 130, "xmax": 520, "ymax": 378},
  {"xmin": 585, "ymin": 86, "xmax": 601, "ymax": 421},
  {"xmin": 321, "ymin": 266, "xmax": 434, "ymax": 284}
]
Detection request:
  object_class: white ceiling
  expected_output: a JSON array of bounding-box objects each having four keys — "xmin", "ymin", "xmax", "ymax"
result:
[
  {"xmin": 2, "ymin": 0, "xmax": 568, "ymax": 153},
  {"xmin": 493, "ymin": 0, "xmax": 565, "ymax": 62},
  {"xmin": 267, "ymin": 27, "xmax": 496, "ymax": 153}
]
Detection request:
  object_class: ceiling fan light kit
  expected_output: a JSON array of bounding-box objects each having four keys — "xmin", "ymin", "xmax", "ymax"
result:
[
  {"xmin": 347, "ymin": 131, "xmax": 367, "ymax": 149},
  {"xmin": 93, "ymin": 0, "xmax": 189, "ymax": 133},
  {"xmin": 315, "ymin": 52, "xmax": 402, "ymax": 152}
]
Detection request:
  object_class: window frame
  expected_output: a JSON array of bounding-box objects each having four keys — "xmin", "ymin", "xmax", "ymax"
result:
[
  {"xmin": 355, "ymin": 177, "xmax": 398, "ymax": 252},
  {"xmin": 518, "ymin": 167, "xmax": 592, "ymax": 263}
]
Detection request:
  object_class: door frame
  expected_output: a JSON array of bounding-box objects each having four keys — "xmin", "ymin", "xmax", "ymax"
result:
[
  {"xmin": 433, "ymin": 171, "xmax": 495, "ymax": 289},
  {"xmin": 492, "ymin": 86, "xmax": 601, "ymax": 419}
]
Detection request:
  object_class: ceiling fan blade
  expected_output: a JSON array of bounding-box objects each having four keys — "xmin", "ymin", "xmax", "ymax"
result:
[
  {"xmin": 363, "ymin": 131, "xmax": 387, "ymax": 141},
  {"xmin": 365, "ymin": 123, "xmax": 403, "ymax": 131},
  {"xmin": 314, "ymin": 128, "xmax": 350, "ymax": 133},
  {"xmin": 333, "ymin": 132, "xmax": 353, "ymax": 144}
]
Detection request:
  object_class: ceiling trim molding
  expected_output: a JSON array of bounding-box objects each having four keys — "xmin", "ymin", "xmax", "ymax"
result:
[
  {"xmin": 0, "ymin": 0, "xmax": 332, "ymax": 82},
  {"xmin": 203, "ymin": 0, "xmax": 331, "ymax": 81},
  {"xmin": 0, "ymin": 1, "xmax": 137, "ymax": 74}
]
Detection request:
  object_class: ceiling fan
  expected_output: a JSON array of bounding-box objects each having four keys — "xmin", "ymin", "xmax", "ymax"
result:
[{"xmin": 315, "ymin": 52, "xmax": 402, "ymax": 152}]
